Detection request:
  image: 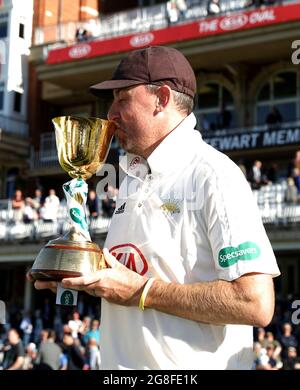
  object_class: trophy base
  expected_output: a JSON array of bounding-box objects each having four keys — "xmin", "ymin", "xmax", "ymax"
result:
[
  {"xmin": 30, "ymin": 269, "xmax": 84, "ymax": 281},
  {"xmin": 30, "ymin": 237, "xmax": 105, "ymax": 281}
]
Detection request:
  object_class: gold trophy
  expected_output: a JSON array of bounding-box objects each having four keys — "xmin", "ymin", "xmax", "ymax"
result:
[{"xmin": 30, "ymin": 116, "xmax": 115, "ymax": 281}]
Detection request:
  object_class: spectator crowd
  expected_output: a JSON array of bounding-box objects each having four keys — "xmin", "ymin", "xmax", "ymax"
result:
[
  {"xmin": 7, "ymin": 186, "xmax": 118, "ymax": 225},
  {"xmin": 0, "ymin": 151, "xmax": 299, "ymax": 240},
  {"xmin": 253, "ymin": 293, "xmax": 300, "ymax": 370},
  {"xmin": 0, "ymin": 301, "xmax": 102, "ymax": 370},
  {"xmin": 0, "ymin": 292, "xmax": 299, "ymax": 370}
]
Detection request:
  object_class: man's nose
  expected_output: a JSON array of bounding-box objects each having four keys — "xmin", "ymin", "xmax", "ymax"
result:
[{"xmin": 108, "ymin": 102, "xmax": 118, "ymax": 121}]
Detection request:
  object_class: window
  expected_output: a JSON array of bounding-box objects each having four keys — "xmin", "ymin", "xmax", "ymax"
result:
[
  {"xmin": 0, "ymin": 90, "xmax": 4, "ymax": 110},
  {"xmin": 256, "ymin": 71, "xmax": 299, "ymax": 125},
  {"xmin": 257, "ymin": 84, "xmax": 270, "ymax": 102},
  {"xmin": 0, "ymin": 81, "xmax": 4, "ymax": 110},
  {"xmin": 40, "ymin": 133, "xmax": 57, "ymax": 161},
  {"xmin": 19, "ymin": 23, "xmax": 25, "ymax": 39},
  {"xmin": 0, "ymin": 21, "xmax": 7, "ymax": 38},
  {"xmin": 14, "ymin": 92, "xmax": 22, "ymax": 112},
  {"xmin": 195, "ymin": 82, "xmax": 235, "ymax": 132}
]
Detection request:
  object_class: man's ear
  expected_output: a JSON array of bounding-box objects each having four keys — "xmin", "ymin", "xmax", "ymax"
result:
[{"xmin": 155, "ymin": 85, "xmax": 172, "ymax": 112}]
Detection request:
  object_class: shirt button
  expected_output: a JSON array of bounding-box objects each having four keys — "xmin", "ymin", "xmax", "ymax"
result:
[
  {"xmin": 138, "ymin": 203, "xmax": 142, "ymax": 207},
  {"xmin": 145, "ymin": 189, "xmax": 149, "ymax": 193},
  {"xmin": 148, "ymin": 175, "xmax": 153, "ymax": 180}
]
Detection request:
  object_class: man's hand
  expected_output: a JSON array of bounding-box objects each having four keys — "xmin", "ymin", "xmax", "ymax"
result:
[
  {"xmin": 26, "ymin": 270, "xmax": 58, "ymax": 294},
  {"xmin": 60, "ymin": 248, "xmax": 149, "ymax": 306}
]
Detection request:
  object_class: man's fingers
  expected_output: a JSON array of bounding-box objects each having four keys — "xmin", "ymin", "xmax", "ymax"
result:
[
  {"xmin": 61, "ymin": 273, "xmax": 101, "ymax": 289},
  {"xmin": 26, "ymin": 270, "xmax": 34, "ymax": 282},
  {"xmin": 103, "ymin": 248, "xmax": 122, "ymax": 269},
  {"xmin": 34, "ymin": 280, "xmax": 58, "ymax": 293},
  {"xmin": 84, "ymin": 282, "xmax": 102, "ymax": 298}
]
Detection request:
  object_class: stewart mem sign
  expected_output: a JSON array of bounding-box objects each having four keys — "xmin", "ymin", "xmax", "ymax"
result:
[{"xmin": 204, "ymin": 126, "xmax": 300, "ymax": 152}]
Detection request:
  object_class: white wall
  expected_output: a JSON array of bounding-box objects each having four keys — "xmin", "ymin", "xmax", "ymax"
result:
[{"xmin": 1, "ymin": 0, "xmax": 33, "ymax": 134}]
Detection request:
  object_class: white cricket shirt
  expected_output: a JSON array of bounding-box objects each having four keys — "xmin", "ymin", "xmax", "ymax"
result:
[{"xmin": 101, "ymin": 113, "xmax": 280, "ymax": 370}]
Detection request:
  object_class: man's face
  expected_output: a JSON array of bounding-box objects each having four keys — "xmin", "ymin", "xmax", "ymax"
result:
[
  {"xmin": 108, "ymin": 85, "xmax": 158, "ymax": 157},
  {"xmin": 8, "ymin": 330, "xmax": 19, "ymax": 344}
]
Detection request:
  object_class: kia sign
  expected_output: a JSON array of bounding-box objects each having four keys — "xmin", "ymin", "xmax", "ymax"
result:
[
  {"xmin": 219, "ymin": 9, "xmax": 276, "ymax": 31},
  {"xmin": 68, "ymin": 44, "xmax": 91, "ymax": 59},
  {"xmin": 200, "ymin": 8, "xmax": 276, "ymax": 34},
  {"xmin": 130, "ymin": 33, "xmax": 154, "ymax": 47},
  {"xmin": 220, "ymin": 14, "xmax": 248, "ymax": 31}
]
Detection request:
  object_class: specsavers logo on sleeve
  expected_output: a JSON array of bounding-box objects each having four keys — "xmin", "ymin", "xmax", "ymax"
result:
[{"xmin": 218, "ymin": 241, "xmax": 261, "ymax": 268}]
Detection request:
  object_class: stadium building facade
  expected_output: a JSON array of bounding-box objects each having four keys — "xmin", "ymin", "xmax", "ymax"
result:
[
  {"xmin": 0, "ymin": 0, "xmax": 34, "ymax": 311},
  {"xmin": 1, "ymin": 0, "xmax": 300, "ymax": 311}
]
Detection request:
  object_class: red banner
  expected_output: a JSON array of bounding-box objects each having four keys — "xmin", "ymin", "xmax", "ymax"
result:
[{"xmin": 46, "ymin": 2, "xmax": 300, "ymax": 64}]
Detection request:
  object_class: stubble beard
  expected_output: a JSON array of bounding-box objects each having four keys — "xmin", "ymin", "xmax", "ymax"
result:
[{"xmin": 116, "ymin": 134, "xmax": 137, "ymax": 154}]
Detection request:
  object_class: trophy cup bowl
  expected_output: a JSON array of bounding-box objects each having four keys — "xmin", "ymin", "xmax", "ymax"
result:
[{"xmin": 30, "ymin": 116, "xmax": 115, "ymax": 281}]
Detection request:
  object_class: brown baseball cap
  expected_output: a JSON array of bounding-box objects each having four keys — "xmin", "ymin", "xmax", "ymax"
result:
[{"xmin": 89, "ymin": 46, "xmax": 196, "ymax": 98}]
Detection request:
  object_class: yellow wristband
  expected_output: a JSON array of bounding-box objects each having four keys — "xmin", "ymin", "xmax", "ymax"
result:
[{"xmin": 139, "ymin": 277, "xmax": 155, "ymax": 311}]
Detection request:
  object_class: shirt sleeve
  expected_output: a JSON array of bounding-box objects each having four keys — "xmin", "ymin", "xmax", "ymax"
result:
[{"xmin": 203, "ymin": 159, "xmax": 280, "ymax": 281}]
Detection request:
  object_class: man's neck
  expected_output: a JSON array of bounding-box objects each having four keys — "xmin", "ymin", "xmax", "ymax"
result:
[{"xmin": 142, "ymin": 114, "xmax": 187, "ymax": 159}]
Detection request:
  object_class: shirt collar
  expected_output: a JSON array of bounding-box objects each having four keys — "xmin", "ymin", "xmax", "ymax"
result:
[
  {"xmin": 119, "ymin": 113, "xmax": 198, "ymax": 179},
  {"xmin": 120, "ymin": 154, "xmax": 150, "ymax": 180}
]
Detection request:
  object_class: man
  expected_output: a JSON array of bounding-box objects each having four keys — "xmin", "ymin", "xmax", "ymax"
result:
[
  {"xmin": 265, "ymin": 106, "xmax": 282, "ymax": 130},
  {"xmin": 293, "ymin": 150, "xmax": 300, "ymax": 200},
  {"xmin": 207, "ymin": 0, "xmax": 221, "ymax": 15},
  {"xmin": 35, "ymin": 329, "xmax": 62, "ymax": 370},
  {"xmin": 33, "ymin": 46, "xmax": 280, "ymax": 369},
  {"xmin": 2, "ymin": 329, "xmax": 25, "ymax": 370}
]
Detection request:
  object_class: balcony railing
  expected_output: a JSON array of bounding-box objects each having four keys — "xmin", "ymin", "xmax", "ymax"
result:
[
  {"xmin": 0, "ymin": 216, "xmax": 111, "ymax": 242},
  {"xmin": 29, "ymin": 148, "xmax": 60, "ymax": 171},
  {"xmin": 34, "ymin": 4, "xmax": 167, "ymax": 45},
  {"xmin": 0, "ymin": 115, "xmax": 28, "ymax": 137},
  {"xmin": 33, "ymin": 0, "xmax": 290, "ymax": 46},
  {"xmin": 0, "ymin": 199, "xmax": 111, "ymax": 242},
  {"xmin": 30, "ymin": 132, "xmax": 121, "ymax": 171},
  {"xmin": 29, "ymin": 119, "xmax": 300, "ymax": 171},
  {"xmin": 0, "ymin": 181, "xmax": 299, "ymax": 244}
]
